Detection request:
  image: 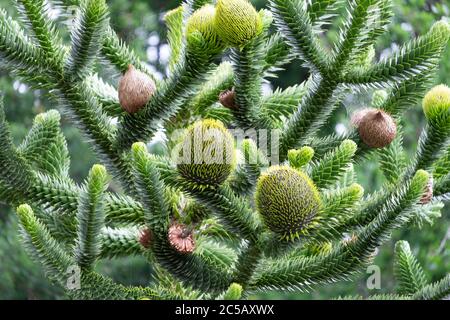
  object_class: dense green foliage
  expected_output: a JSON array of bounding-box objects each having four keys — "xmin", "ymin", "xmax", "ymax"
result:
[{"xmin": 0, "ymin": 0, "xmax": 449, "ymax": 300}]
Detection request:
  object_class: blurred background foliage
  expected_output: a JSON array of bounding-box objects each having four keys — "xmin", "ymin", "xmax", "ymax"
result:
[{"xmin": 0, "ymin": 0, "xmax": 448, "ymax": 299}]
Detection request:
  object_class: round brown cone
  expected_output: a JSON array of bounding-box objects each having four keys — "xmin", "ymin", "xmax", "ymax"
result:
[
  {"xmin": 358, "ymin": 109, "xmax": 397, "ymax": 148},
  {"xmin": 350, "ymin": 108, "xmax": 376, "ymax": 127},
  {"xmin": 118, "ymin": 65, "xmax": 156, "ymax": 113},
  {"xmin": 219, "ymin": 88, "xmax": 237, "ymax": 110}
]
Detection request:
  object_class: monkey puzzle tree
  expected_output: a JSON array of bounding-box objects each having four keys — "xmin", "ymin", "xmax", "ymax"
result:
[{"xmin": 0, "ymin": 0, "xmax": 449, "ymax": 299}]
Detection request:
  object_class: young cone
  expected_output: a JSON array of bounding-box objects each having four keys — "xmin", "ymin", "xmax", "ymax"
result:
[
  {"xmin": 255, "ymin": 166, "xmax": 321, "ymax": 240},
  {"xmin": 176, "ymin": 119, "xmax": 236, "ymax": 186},
  {"xmin": 186, "ymin": 4, "xmax": 223, "ymax": 49},
  {"xmin": 350, "ymin": 108, "xmax": 376, "ymax": 127},
  {"xmin": 168, "ymin": 223, "xmax": 195, "ymax": 254},
  {"xmin": 118, "ymin": 65, "xmax": 156, "ymax": 113},
  {"xmin": 357, "ymin": 109, "xmax": 397, "ymax": 148},
  {"xmin": 219, "ymin": 88, "xmax": 237, "ymax": 110},
  {"xmin": 422, "ymin": 84, "xmax": 450, "ymax": 121},
  {"xmin": 214, "ymin": 0, "xmax": 262, "ymax": 47}
]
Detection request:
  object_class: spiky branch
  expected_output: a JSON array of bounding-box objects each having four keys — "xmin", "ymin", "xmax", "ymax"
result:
[{"xmin": 0, "ymin": 0, "xmax": 448, "ymax": 300}]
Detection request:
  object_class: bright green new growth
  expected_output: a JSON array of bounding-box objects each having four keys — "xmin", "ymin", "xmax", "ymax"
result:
[
  {"xmin": 0, "ymin": 0, "xmax": 449, "ymax": 301},
  {"xmin": 288, "ymin": 146, "xmax": 314, "ymax": 169},
  {"xmin": 215, "ymin": 0, "xmax": 263, "ymax": 47},
  {"xmin": 304, "ymin": 241, "xmax": 333, "ymax": 256},
  {"xmin": 223, "ymin": 283, "xmax": 243, "ymax": 300},
  {"xmin": 412, "ymin": 170, "xmax": 430, "ymax": 191},
  {"xmin": 16, "ymin": 204, "xmax": 35, "ymax": 228},
  {"xmin": 177, "ymin": 119, "xmax": 236, "ymax": 186},
  {"xmin": 255, "ymin": 166, "xmax": 321, "ymax": 240},
  {"xmin": 75, "ymin": 164, "xmax": 110, "ymax": 270},
  {"xmin": 19, "ymin": 110, "xmax": 70, "ymax": 177},
  {"xmin": 430, "ymin": 19, "xmax": 450, "ymax": 38},
  {"xmin": 372, "ymin": 90, "xmax": 389, "ymax": 108}
]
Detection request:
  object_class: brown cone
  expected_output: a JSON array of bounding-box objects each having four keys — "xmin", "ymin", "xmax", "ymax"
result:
[
  {"xmin": 168, "ymin": 223, "xmax": 195, "ymax": 254},
  {"xmin": 420, "ymin": 177, "xmax": 433, "ymax": 204},
  {"xmin": 139, "ymin": 228, "xmax": 153, "ymax": 248},
  {"xmin": 350, "ymin": 108, "xmax": 376, "ymax": 127},
  {"xmin": 118, "ymin": 65, "xmax": 156, "ymax": 113},
  {"xmin": 358, "ymin": 109, "xmax": 397, "ymax": 148},
  {"xmin": 219, "ymin": 88, "xmax": 237, "ymax": 110}
]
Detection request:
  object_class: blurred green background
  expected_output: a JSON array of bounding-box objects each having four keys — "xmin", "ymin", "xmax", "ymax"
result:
[{"xmin": 0, "ymin": 0, "xmax": 448, "ymax": 299}]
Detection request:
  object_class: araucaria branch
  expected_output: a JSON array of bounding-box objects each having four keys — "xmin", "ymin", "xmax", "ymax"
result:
[{"xmin": 0, "ymin": 0, "xmax": 449, "ymax": 300}]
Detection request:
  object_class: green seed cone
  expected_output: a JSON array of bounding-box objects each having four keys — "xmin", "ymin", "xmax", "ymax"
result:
[
  {"xmin": 422, "ymin": 84, "xmax": 450, "ymax": 121},
  {"xmin": 214, "ymin": 0, "xmax": 262, "ymax": 47},
  {"xmin": 186, "ymin": 4, "xmax": 224, "ymax": 49},
  {"xmin": 177, "ymin": 119, "xmax": 236, "ymax": 186},
  {"xmin": 255, "ymin": 166, "xmax": 322, "ymax": 240}
]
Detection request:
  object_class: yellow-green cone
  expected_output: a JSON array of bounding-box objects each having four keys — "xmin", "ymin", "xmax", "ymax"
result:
[
  {"xmin": 177, "ymin": 119, "xmax": 236, "ymax": 186},
  {"xmin": 255, "ymin": 166, "xmax": 322, "ymax": 240},
  {"xmin": 186, "ymin": 4, "xmax": 223, "ymax": 49},
  {"xmin": 214, "ymin": 0, "xmax": 262, "ymax": 47},
  {"xmin": 422, "ymin": 84, "xmax": 450, "ymax": 121}
]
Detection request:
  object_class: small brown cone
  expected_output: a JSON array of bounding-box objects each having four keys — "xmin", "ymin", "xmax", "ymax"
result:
[
  {"xmin": 357, "ymin": 109, "xmax": 397, "ymax": 148},
  {"xmin": 420, "ymin": 177, "xmax": 433, "ymax": 204},
  {"xmin": 219, "ymin": 88, "xmax": 237, "ymax": 110},
  {"xmin": 168, "ymin": 223, "xmax": 195, "ymax": 254},
  {"xmin": 118, "ymin": 65, "xmax": 156, "ymax": 113},
  {"xmin": 350, "ymin": 108, "xmax": 376, "ymax": 127},
  {"xmin": 139, "ymin": 228, "xmax": 153, "ymax": 249}
]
